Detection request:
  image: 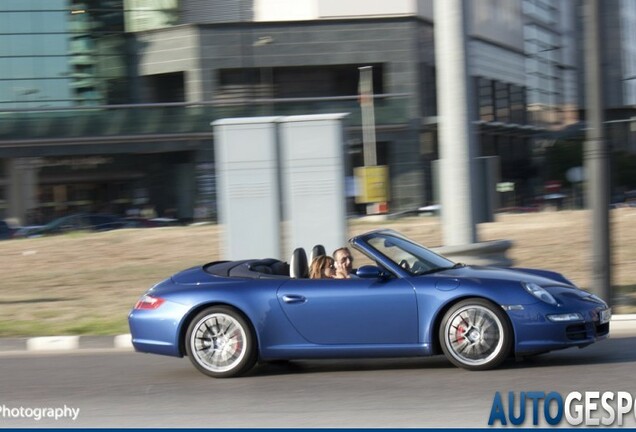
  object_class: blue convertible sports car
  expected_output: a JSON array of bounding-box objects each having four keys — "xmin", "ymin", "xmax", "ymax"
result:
[{"xmin": 129, "ymin": 229, "xmax": 610, "ymax": 378}]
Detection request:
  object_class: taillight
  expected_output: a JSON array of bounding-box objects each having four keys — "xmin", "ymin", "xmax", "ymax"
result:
[{"xmin": 134, "ymin": 295, "xmax": 165, "ymax": 310}]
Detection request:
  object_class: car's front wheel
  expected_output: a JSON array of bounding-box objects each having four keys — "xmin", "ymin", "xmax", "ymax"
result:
[
  {"xmin": 439, "ymin": 298, "xmax": 512, "ymax": 371},
  {"xmin": 185, "ymin": 306, "xmax": 257, "ymax": 378}
]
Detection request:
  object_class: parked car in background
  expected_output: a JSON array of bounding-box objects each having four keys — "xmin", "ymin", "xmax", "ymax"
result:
[
  {"xmin": 12, "ymin": 225, "xmax": 44, "ymax": 239},
  {"xmin": 0, "ymin": 220, "xmax": 17, "ymax": 240},
  {"xmin": 123, "ymin": 216, "xmax": 180, "ymax": 228},
  {"xmin": 13, "ymin": 213, "xmax": 126, "ymax": 238}
]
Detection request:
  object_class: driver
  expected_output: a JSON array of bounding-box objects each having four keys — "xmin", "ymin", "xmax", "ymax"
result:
[{"xmin": 333, "ymin": 247, "xmax": 357, "ymax": 279}]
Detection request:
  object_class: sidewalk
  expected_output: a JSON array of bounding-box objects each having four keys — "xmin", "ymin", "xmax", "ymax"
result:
[{"xmin": 1, "ymin": 315, "xmax": 635, "ymax": 354}]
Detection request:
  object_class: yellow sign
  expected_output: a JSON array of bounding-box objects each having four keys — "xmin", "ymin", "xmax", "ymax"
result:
[{"xmin": 354, "ymin": 166, "xmax": 389, "ymax": 203}]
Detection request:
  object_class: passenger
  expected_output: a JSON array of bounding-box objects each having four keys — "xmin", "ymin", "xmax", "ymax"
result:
[
  {"xmin": 333, "ymin": 247, "xmax": 357, "ymax": 279},
  {"xmin": 309, "ymin": 255, "xmax": 336, "ymax": 279}
]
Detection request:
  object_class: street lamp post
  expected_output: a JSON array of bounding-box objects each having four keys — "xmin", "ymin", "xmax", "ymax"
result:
[
  {"xmin": 253, "ymin": 36, "xmax": 274, "ymax": 115},
  {"xmin": 434, "ymin": 0, "xmax": 477, "ymax": 246},
  {"xmin": 431, "ymin": 0, "xmax": 512, "ymax": 266},
  {"xmin": 583, "ymin": 0, "xmax": 612, "ymax": 305},
  {"xmin": 358, "ymin": 66, "xmax": 377, "ymax": 167}
]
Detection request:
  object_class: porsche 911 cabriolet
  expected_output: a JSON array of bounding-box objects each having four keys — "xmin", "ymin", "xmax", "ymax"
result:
[{"xmin": 128, "ymin": 229, "xmax": 610, "ymax": 378}]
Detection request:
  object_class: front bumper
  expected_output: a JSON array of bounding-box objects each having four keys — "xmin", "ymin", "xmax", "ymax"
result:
[{"xmin": 508, "ymin": 303, "xmax": 610, "ymax": 355}]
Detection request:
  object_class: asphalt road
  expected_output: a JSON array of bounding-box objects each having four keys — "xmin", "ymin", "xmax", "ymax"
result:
[{"xmin": 2, "ymin": 332, "xmax": 636, "ymax": 428}]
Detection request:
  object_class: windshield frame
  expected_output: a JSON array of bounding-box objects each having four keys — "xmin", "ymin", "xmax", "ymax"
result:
[{"xmin": 350, "ymin": 229, "xmax": 456, "ymax": 278}]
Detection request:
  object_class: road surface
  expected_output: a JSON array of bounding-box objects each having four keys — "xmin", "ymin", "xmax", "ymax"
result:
[{"xmin": 1, "ymin": 331, "xmax": 635, "ymax": 428}]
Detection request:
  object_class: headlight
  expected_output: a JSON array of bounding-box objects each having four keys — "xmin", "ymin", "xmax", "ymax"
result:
[
  {"xmin": 522, "ymin": 282, "xmax": 557, "ymax": 305},
  {"xmin": 547, "ymin": 313, "xmax": 583, "ymax": 322}
]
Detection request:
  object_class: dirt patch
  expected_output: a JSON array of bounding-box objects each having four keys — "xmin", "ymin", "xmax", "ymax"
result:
[{"xmin": 1, "ymin": 209, "xmax": 634, "ymax": 336}]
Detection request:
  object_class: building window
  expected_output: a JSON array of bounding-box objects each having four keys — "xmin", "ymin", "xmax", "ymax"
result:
[
  {"xmin": 478, "ymin": 78, "xmax": 494, "ymax": 122},
  {"xmin": 495, "ymin": 81, "xmax": 510, "ymax": 123},
  {"xmin": 510, "ymin": 84, "xmax": 526, "ymax": 124},
  {"xmin": 216, "ymin": 64, "xmax": 385, "ymax": 102},
  {"xmin": 142, "ymin": 72, "xmax": 185, "ymax": 103},
  {"xmin": 422, "ymin": 64, "xmax": 437, "ymax": 118}
]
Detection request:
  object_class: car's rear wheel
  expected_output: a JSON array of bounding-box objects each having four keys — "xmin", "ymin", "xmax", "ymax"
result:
[
  {"xmin": 439, "ymin": 298, "xmax": 512, "ymax": 371},
  {"xmin": 185, "ymin": 306, "xmax": 257, "ymax": 378}
]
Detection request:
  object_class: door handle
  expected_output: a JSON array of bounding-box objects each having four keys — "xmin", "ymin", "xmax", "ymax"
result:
[{"xmin": 282, "ymin": 294, "xmax": 306, "ymax": 304}]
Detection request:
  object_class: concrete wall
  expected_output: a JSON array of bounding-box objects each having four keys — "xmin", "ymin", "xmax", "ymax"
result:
[
  {"xmin": 5, "ymin": 159, "xmax": 38, "ymax": 224},
  {"xmin": 182, "ymin": 0, "xmax": 253, "ymax": 23},
  {"xmin": 253, "ymin": 0, "xmax": 433, "ymax": 21},
  {"xmin": 133, "ymin": 25, "xmax": 211, "ymax": 102},
  {"xmin": 198, "ymin": 19, "xmax": 424, "ymax": 117},
  {"xmin": 467, "ymin": 0, "xmax": 524, "ymax": 51},
  {"xmin": 470, "ymin": 40, "xmax": 525, "ymax": 88}
]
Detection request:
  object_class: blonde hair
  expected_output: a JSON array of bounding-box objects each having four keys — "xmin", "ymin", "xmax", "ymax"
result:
[{"xmin": 309, "ymin": 255, "xmax": 335, "ymax": 279}]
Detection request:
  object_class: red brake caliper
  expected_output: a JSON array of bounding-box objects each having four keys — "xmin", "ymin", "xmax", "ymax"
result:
[{"xmin": 456, "ymin": 324, "xmax": 466, "ymax": 343}]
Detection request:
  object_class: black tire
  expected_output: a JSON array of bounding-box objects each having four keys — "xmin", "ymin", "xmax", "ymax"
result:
[
  {"xmin": 185, "ymin": 306, "xmax": 257, "ymax": 378},
  {"xmin": 439, "ymin": 298, "xmax": 512, "ymax": 371}
]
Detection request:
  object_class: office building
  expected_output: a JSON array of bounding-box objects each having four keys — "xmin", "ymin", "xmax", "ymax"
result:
[{"xmin": 1, "ymin": 0, "xmax": 634, "ymax": 223}]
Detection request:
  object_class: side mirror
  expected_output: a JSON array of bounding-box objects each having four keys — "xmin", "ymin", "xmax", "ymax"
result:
[{"xmin": 356, "ymin": 265, "xmax": 388, "ymax": 279}]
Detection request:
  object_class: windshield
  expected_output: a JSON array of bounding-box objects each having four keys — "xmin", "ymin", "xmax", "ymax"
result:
[{"xmin": 367, "ymin": 233, "xmax": 456, "ymax": 276}]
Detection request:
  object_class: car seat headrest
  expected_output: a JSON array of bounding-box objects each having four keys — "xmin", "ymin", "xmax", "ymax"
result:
[
  {"xmin": 310, "ymin": 244, "xmax": 326, "ymax": 263},
  {"xmin": 290, "ymin": 248, "xmax": 308, "ymax": 279}
]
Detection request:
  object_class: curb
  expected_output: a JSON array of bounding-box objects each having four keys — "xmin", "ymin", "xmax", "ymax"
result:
[
  {"xmin": 0, "ymin": 334, "xmax": 133, "ymax": 353},
  {"xmin": 1, "ymin": 315, "xmax": 636, "ymax": 353},
  {"xmin": 611, "ymin": 314, "xmax": 636, "ymax": 321},
  {"xmin": 610, "ymin": 314, "xmax": 636, "ymax": 333}
]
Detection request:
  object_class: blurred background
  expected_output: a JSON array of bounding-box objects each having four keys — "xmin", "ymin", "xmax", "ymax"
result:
[
  {"xmin": 1, "ymin": 0, "xmax": 635, "ymax": 229},
  {"xmin": 1, "ymin": 4, "xmax": 635, "ymax": 426}
]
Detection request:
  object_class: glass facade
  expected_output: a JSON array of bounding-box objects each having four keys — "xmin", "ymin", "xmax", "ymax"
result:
[
  {"xmin": 68, "ymin": 0, "xmax": 126, "ymax": 105},
  {"xmin": 522, "ymin": 0, "xmax": 558, "ymax": 25},
  {"xmin": 124, "ymin": 0, "xmax": 179, "ymax": 32},
  {"xmin": 620, "ymin": 0, "xmax": 636, "ymax": 105},
  {"xmin": 0, "ymin": 0, "xmax": 127, "ymax": 109},
  {"xmin": 0, "ymin": 0, "xmax": 73, "ymax": 109},
  {"xmin": 524, "ymin": 20, "xmax": 561, "ymax": 127},
  {"xmin": 476, "ymin": 78, "xmax": 526, "ymax": 125}
]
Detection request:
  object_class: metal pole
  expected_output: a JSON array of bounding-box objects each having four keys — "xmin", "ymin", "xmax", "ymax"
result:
[
  {"xmin": 358, "ymin": 66, "xmax": 377, "ymax": 167},
  {"xmin": 584, "ymin": 0, "xmax": 612, "ymax": 305},
  {"xmin": 434, "ymin": 0, "xmax": 477, "ymax": 246}
]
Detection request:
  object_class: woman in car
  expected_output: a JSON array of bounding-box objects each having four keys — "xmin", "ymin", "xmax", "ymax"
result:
[{"xmin": 308, "ymin": 255, "xmax": 336, "ymax": 279}]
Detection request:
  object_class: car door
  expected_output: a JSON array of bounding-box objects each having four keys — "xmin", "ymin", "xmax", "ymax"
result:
[{"xmin": 276, "ymin": 277, "xmax": 418, "ymax": 345}]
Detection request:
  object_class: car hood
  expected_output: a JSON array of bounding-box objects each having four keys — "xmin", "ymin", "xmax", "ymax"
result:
[
  {"xmin": 437, "ymin": 265, "xmax": 574, "ymax": 288},
  {"xmin": 431, "ymin": 265, "xmax": 606, "ymax": 306}
]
